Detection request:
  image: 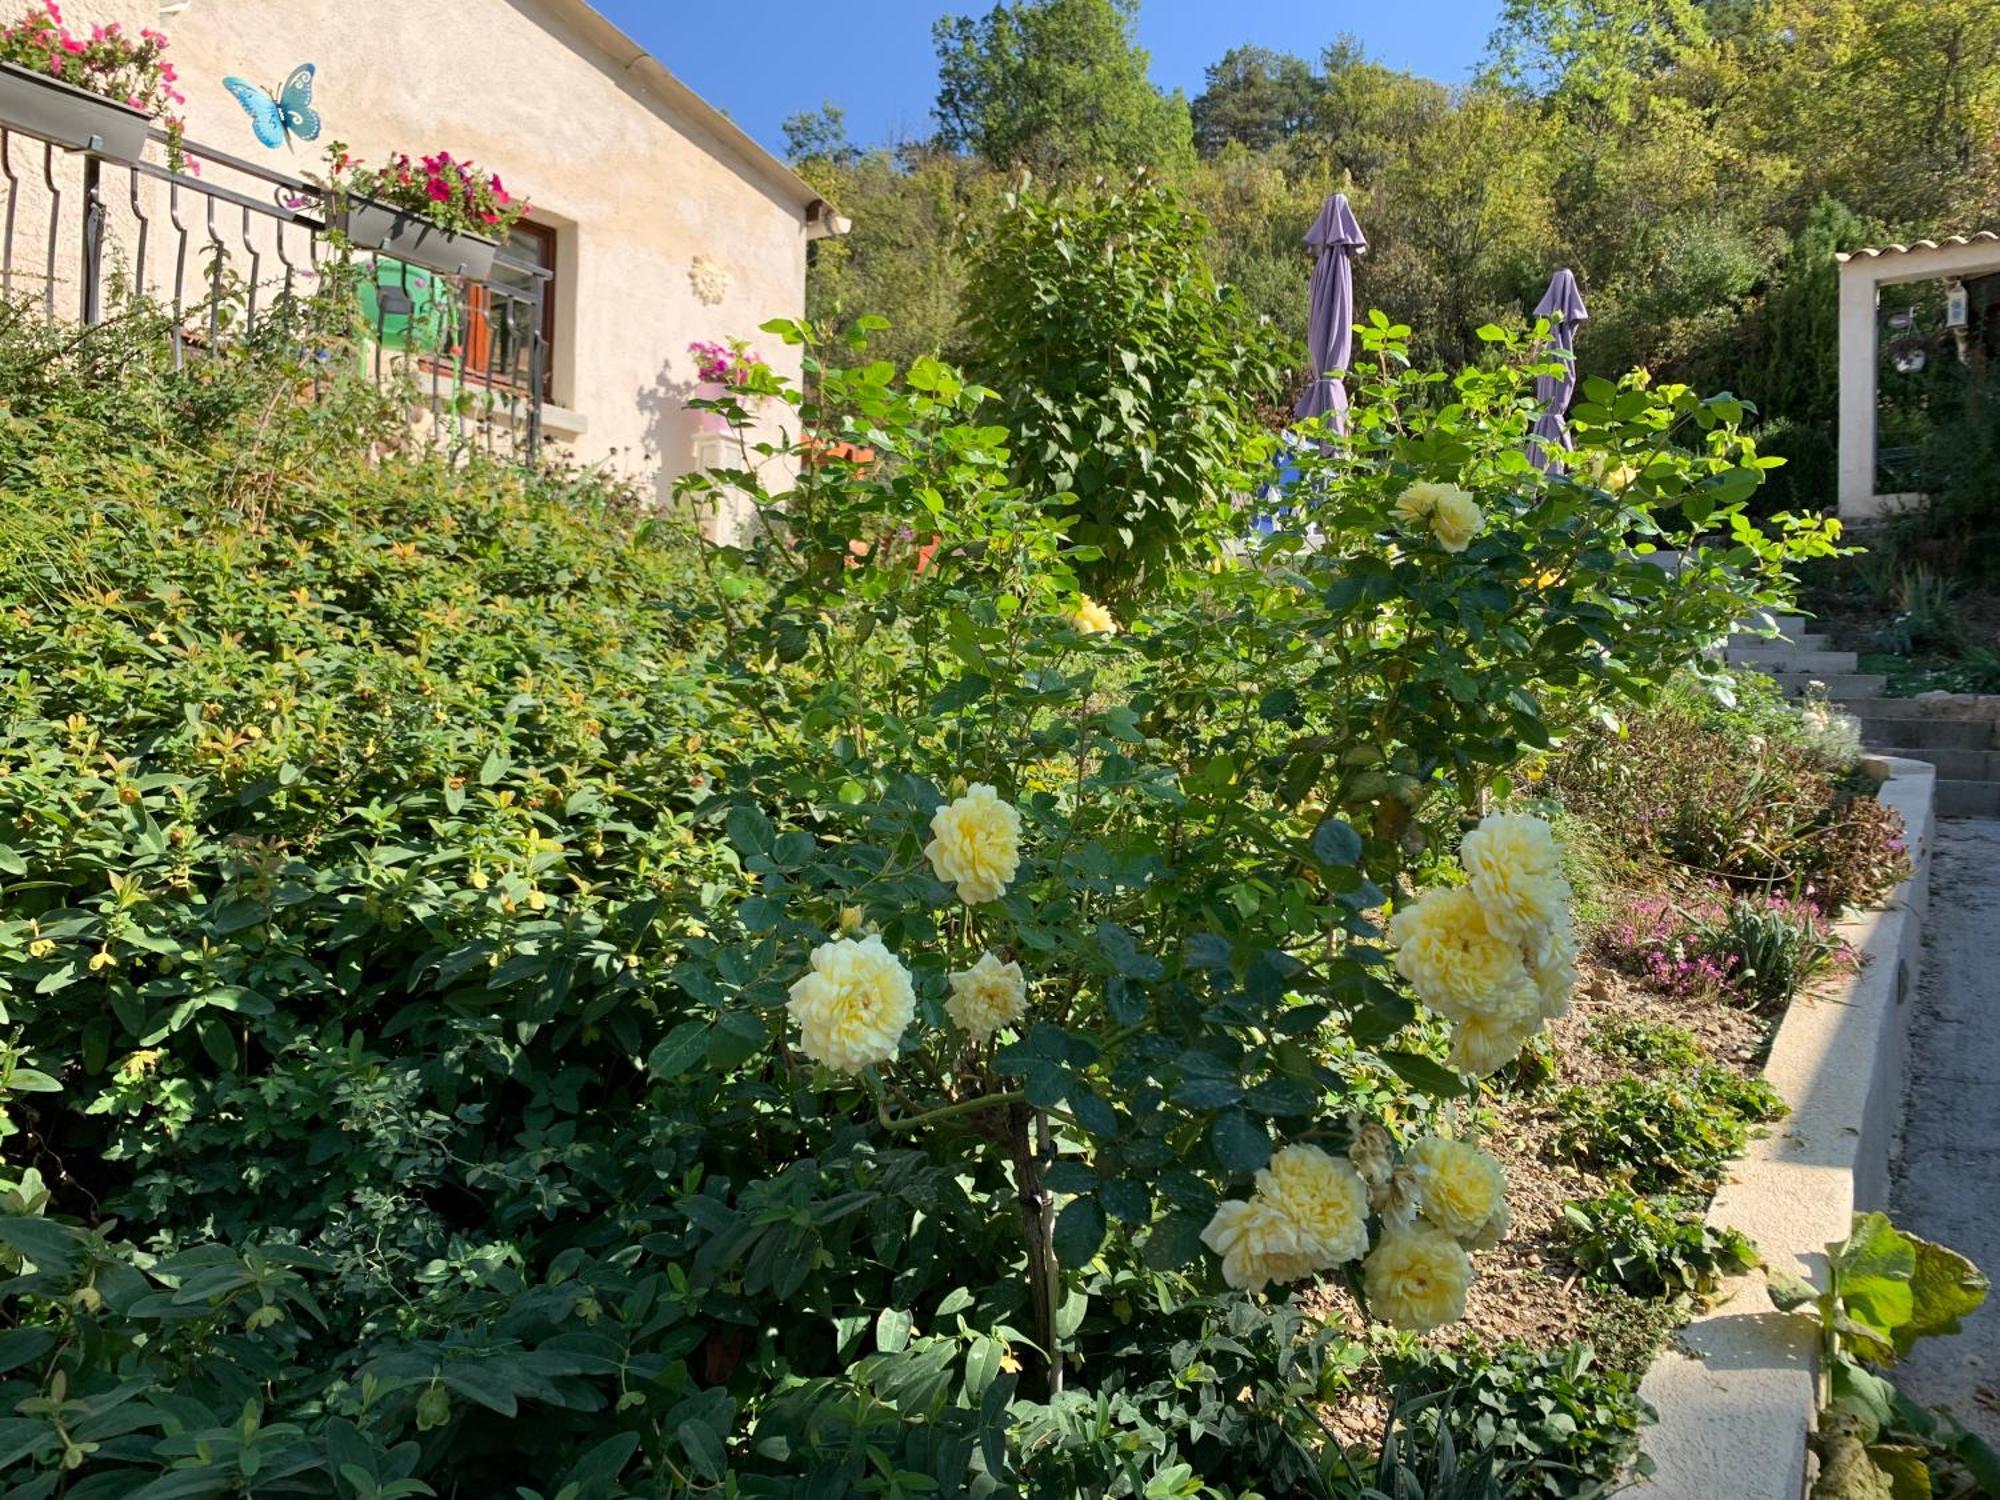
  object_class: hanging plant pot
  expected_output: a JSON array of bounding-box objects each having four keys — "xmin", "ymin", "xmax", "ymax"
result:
[
  {"xmin": 336, "ymin": 196, "xmax": 497, "ymax": 281},
  {"xmin": 0, "ymin": 61, "xmax": 150, "ymax": 163}
]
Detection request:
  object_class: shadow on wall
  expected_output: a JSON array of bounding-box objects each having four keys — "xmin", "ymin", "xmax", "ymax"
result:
[
  {"xmin": 634, "ymin": 362, "xmax": 698, "ymax": 512},
  {"xmin": 635, "ymin": 362, "xmax": 776, "ymax": 541}
]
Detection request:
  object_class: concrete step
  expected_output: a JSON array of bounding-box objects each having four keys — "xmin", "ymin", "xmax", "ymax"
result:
[
  {"xmin": 1845, "ymin": 714, "xmax": 1996, "ymax": 752},
  {"xmin": 1756, "ymin": 671, "xmax": 1887, "ymax": 699},
  {"xmin": 1728, "ymin": 613, "xmax": 1809, "ymax": 639},
  {"xmin": 1727, "ymin": 632, "xmax": 1828, "ymax": 652},
  {"xmin": 1729, "ymin": 649, "xmax": 1859, "ymax": 674},
  {"xmin": 1869, "ymin": 746, "xmax": 2000, "ymax": 781},
  {"xmin": 1937, "ymin": 780, "xmax": 2000, "ymax": 819}
]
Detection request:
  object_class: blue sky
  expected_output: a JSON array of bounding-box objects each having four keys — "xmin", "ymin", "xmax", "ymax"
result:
[{"xmin": 597, "ymin": 0, "xmax": 1502, "ymax": 159}]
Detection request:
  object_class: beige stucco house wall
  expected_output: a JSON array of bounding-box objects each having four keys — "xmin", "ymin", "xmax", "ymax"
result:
[{"xmin": 24, "ymin": 0, "xmax": 826, "ymax": 529}]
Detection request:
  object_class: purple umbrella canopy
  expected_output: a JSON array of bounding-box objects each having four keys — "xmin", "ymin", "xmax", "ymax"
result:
[
  {"xmin": 1528, "ymin": 268, "xmax": 1590, "ymax": 472},
  {"xmin": 1295, "ymin": 192, "xmax": 1368, "ymax": 432}
]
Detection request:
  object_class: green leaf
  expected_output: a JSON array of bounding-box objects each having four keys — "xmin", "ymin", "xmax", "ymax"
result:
[
  {"xmin": 676, "ymin": 1419, "xmax": 727, "ymax": 1484},
  {"xmin": 723, "ymin": 805, "xmax": 774, "ymax": 856},
  {"xmin": 1210, "ymin": 1110, "xmax": 1270, "ymax": 1174},
  {"xmin": 646, "ymin": 1021, "xmax": 710, "ymax": 1080},
  {"xmin": 1832, "ymin": 1213, "xmax": 1917, "ymax": 1347},
  {"xmin": 1895, "ymin": 1232, "xmax": 1990, "ymax": 1356},
  {"xmin": 1766, "ymin": 1267, "xmax": 1820, "ymax": 1313},
  {"xmin": 1378, "ymin": 1050, "xmax": 1467, "ymax": 1099},
  {"xmin": 1099, "ymin": 1179, "xmax": 1150, "ymax": 1224},
  {"xmin": 1096, "ymin": 921, "xmax": 1163, "ymax": 981},
  {"xmin": 1052, "ymin": 1196, "xmax": 1107, "ymax": 1267},
  {"xmin": 963, "ymin": 1335, "xmax": 1003, "ymax": 1400},
  {"xmin": 1143, "ymin": 1210, "xmax": 1210, "ymax": 1271},
  {"xmin": 1310, "ymin": 815, "xmax": 1363, "ymax": 867},
  {"xmin": 875, "ymin": 1306, "xmax": 912, "ymax": 1353},
  {"xmin": 442, "ymin": 1361, "xmax": 521, "ymax": 1417}
]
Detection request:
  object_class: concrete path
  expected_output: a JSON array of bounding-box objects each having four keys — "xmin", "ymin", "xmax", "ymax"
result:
[{"xmin": 1891, "ymin": 817, "xmax": 2000, "ymax": 1444}]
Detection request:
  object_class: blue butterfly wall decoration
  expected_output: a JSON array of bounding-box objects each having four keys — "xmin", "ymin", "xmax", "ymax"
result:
[{"xmin": 223, "ymin": 63, "xmax": 320, "ymax": 150}]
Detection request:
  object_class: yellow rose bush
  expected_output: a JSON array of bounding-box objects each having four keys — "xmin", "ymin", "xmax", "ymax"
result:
[{"xmin": 0, "ymin": 238, "xmax": 1845, "ymax": 1493}]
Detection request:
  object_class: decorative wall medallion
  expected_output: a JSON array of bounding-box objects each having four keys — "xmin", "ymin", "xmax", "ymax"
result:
[{"xmin": 689, "ymin": 254, "xmax": 729, "ymax": 306}]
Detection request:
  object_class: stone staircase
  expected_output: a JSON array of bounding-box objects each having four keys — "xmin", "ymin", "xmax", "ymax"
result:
[{"xmin": 1728, "ymin": 616, "xmax": 2000, "ymax": 819}]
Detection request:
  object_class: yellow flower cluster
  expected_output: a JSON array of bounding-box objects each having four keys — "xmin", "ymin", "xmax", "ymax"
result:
[
  {"xmin": 785, "ymin": 935, "xmax": 917, "ymax": 1075},
  {"xmin": 946, "ymin": 951, "xmax": 1028, "ymax": 1041},
  {"xmin": 1070, "ymin": 597, "xmax": 1118, "ymax": 636},
  {"xmin": 1392, "ymin": 480, "xmax": 1484, "ymax": 553},
  {"xmin": 1201, "ymin": 1144, "xmax": 1369, "ymax": 1293},
  {"xmin": 788, "ymin": 789, "xmax": 1035, "ymax": 1068},
  {"xmin": 1388, "ymin": 811, "xmax": 1576, "ymax": 1076},
  {"xmin": 926, "ymin": 783, "xmax": 1022, "ymax": 904},
  {"xmin": 1203, "ymin": 1126, "xmax": 1510, "ymax": 1332}
]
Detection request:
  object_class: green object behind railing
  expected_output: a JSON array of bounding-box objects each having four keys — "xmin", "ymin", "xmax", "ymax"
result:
[{"xmin": 354, "ymin": 256, "xmax": 458, "ymax": 354}]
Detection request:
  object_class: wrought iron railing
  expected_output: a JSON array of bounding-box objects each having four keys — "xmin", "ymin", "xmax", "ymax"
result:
[{"xmin": 0, "ymin": 121, "xmax": 549, "ymax": 460}]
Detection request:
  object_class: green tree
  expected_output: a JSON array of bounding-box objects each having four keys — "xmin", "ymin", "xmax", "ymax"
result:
[
  {"xmin": 781, "ymin": 101, "xmax": 857, "ymax": 170},
  {"xmin": 932, "ymin": 0, "xmax": 1194, "ymax": 177},
  {"xmin": 1189, "ymin": 44, "xmax": 1323, "ymax": 156},
  {"xmin": 1486, "ymin": 0, "xmax": 1711, "ymax": 122},
  {"xmin": 961, "ymin": 178, "xmax": 1292, "ymax": 588},
  {"xmin": 798, "ymin": 147, "xmax": 999, "ymax": 368}
]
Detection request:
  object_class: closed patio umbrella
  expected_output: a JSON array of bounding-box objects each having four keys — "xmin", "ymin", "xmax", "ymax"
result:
[
  {"xmin": 1528, "ymin": 268, "xmax": 1589, "ymax": 471},
  {"xmin": 1295, "ymin": 192, "xmax": 1367, "ymax": 432}
]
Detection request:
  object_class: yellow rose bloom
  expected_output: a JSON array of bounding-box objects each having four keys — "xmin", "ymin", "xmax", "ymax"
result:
[
  {"xmin": 1387, "ymin": 886, "xmax": 1537, "ymax": 1024},
  {"xmin": 1526, "ymin": 911, "xmax": 1579, "ymax": 1020},
  {"xmin": 1393, "ymin": 480, "xmax": 1483, "ymax": 553},
  {"xmin": 945, "ymin": 951, "xmax": 1028, "ymax": 1041},
  {"xmin": 1459, "ymin": 812, "xmax": 1568, "ymax": 945},
  {"xmin": 1363, "ymin": 1223, "xmax": 1474, "ymax": 1332},
  {"xmin": 1405, "ymin": 1137, "xmax": 1508, "ymax": 1247},
  {"xmin": 785, "ymin": 935, "xmax": 916, "ymax": 1074},
  {"xmin": 925, "ymin": 783, "xmax": 1022, "ymax": 904},
  {"xmin": 1255, "ymin": 1144, "xmax": 1372, "ymax": 1268},
  {"xmin": 1070, "ymin": 597, "xmax": 1118, "ymax": 636},
  {"xmin": 1446, "ymin": 1003, "xmax": 1540, "ymax": 1078},
  {"xmin": 1201, "ymin": 1196, "xmax": 1316, "ymax": 1293}
]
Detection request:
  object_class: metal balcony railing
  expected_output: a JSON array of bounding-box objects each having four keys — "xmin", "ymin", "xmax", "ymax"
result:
[{"xmin": 0, "ymin": 120, "xmax": 549, "ymax": 461}]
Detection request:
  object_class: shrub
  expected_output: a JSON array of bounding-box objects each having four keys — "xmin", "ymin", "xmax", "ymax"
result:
[
  {"xmin": 960, "ymin": 176, "xmax": 1295, "ymax": 590},
  {"xmin": 1561, "ymin": 1192, "xmax": 1758, "ymax": 1299},
  {"xmin": 1551, "ymin": 1069, "xmax": 1786, "ymax": 1192},
  {"xmin": 0, "ymin": 289, "xmax": 1834, "ymax": 1493},
  {"xmin": 1549, "ymin": 675, "xmax": 1910, "ymax": 914},
  {"xmin": 1364, "ymin": 1346, "xmax": 1650, "ymax": 1500}
]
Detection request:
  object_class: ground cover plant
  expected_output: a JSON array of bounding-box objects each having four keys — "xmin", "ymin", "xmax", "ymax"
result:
[{"xmin": 0, "ymin": 239, "xmax": 1850, "ymax": 1499}]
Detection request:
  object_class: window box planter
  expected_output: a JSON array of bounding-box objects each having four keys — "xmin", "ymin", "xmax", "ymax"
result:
[
  {"xmin": 336, "ymin": 196, "xmax": 497, "ymax": 281},
  {"xmin": 0, "ymin": 60, "xmax": 150, "ymax": 162}
]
